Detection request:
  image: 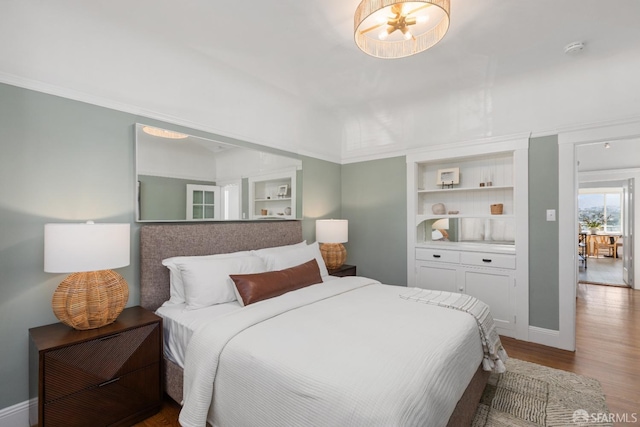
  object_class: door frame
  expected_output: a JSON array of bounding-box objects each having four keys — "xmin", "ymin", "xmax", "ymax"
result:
[{"xmin": 557, "ymin": 120, "xmax": 640, "ymax": 351}]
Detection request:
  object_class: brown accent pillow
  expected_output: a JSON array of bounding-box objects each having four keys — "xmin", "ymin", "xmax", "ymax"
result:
[{"xmin": 230, "ymin": 259, "xmax": 322, "ymax": 306}]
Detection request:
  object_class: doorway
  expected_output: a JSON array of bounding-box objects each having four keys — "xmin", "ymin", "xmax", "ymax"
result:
[
  {"xmin": 557, "ymin": 122, "xmax": 640, "ymax": 352},
  {"xmin": 576, "ymin": 179, "xmax": 630, "ymax": 287}
]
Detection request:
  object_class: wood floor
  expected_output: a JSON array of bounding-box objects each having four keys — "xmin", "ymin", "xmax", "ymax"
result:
[
  {"xmin": 579, "ymin": 254, "xmax": 626, "ymax": 286},
  {"xmin": 136, "ymin": 283, "xmax": 639, "ymax": 427},
  {"xmin": 502, "ymin": 283, "xmax": 639, "ymax": 426}
]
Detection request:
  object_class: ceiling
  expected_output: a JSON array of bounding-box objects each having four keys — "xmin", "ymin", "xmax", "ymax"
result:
[{"xmin": 1, "ymin": 0, "xmax": 640, "ymax": 159}]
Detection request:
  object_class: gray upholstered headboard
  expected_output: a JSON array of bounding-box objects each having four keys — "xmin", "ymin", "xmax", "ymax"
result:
[{"xmin": 140, "ymin": 221, "xmax": 303, "ymax": 311}]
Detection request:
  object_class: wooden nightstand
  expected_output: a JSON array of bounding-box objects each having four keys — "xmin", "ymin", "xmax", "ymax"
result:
[
  {"xmin": 29, "ymin": 306, "xmax": 163, "ymax": 427},
  {"xmin": 328, "ymin": 264, "xmax": 357, "ymax": 277}
]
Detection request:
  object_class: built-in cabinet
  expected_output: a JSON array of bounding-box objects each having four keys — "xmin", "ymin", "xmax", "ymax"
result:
[
  {"xmin": 249, "ymin": 169, "xmax": 296, "ymax": 219},
  {"xmin": 407, "ymin": 138, "xmax": 529, "ymax": 339}
]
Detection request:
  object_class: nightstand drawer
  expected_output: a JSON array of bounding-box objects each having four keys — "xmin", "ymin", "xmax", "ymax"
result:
[
  {"xmin": 416, "ymin": 248, "xmax": 460, "ymax": 264},
  {"xmin": 43, "ymin": 362, "xmax": 161, "ymax": 427},
  {"xmin": 460, "ymin": 252, "xmax": 516, "ymax": 269},
  {"xmin": 44, "ymin": 322, "xmax": 160, "ymax": 403},
  {"xmin": 328, "ymin": 264, "xmax": 356, "ymax": 277}
]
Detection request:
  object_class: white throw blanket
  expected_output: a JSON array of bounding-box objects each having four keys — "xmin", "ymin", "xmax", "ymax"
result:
[
  {"xmin": 399, "ymin": 288, "xmax": 508, "ymax": 373},
  {"xmin": 179, "ymin": 278, "xmax": 487, "ymax": 427}
]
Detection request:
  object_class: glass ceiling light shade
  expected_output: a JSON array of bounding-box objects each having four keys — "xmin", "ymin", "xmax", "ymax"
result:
[
  {"xmin": 354, "ymin": 0, "xmax": 450, "ymax": 59},
  {"xmin": 142, "ymin": 125, "xmax": 188, "ymax": 139},
  {"xmin": 44, "ymin": 222, "xmax": 130, "ymax": 330}
]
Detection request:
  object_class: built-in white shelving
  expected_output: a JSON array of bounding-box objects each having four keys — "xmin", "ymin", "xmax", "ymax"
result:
[{"xmin": 406, "ymin": 138, "xmax": 530, "ymax": 340}]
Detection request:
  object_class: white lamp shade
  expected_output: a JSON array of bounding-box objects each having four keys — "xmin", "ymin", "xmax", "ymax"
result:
[
  {"xmin": 432, "ymin": 218, "xmax": 450, "ymax": 230},
  {"xmin": 44, "ymin": 223, "xmax": 130, "ymax": 273},
  {"xmin": 316, "ymin": 219, "xmax": 348, "ymax": 244}
]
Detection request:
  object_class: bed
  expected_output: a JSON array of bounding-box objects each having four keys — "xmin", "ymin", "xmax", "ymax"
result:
[{"xmin": 140, "ymin": 221, "xmax": 499, "ymax": 427}]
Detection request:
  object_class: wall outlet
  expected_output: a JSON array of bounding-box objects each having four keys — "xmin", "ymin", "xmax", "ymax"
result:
[{"xmin": 546, "ymin": 209, "xmax": 556, "ymax": 221}]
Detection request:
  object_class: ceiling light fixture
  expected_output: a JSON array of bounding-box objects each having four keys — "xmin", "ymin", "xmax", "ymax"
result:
[
  {"xmin": 354, "ymin": 0, "xmax": 450, "ymax": 59},
  {"xmin": 604, "ymin": 142, "xmax": 611, "ymax": 149},
  {"xmin": 142, "ymin": 125, "xmax": 188, "ymax": 139}
]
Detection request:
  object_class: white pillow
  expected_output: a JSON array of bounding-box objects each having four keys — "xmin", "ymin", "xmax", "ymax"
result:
[
  {"xmin": 256, "ymin": 241, "xmax": 329, "ymax": 277},
  {"xmin": 162, "ymin": 251, "xmax": 251, "ymax": 305},
  {"xmin": 251, "ymin": 240, "xmax": 307, "ymax": 257},
  {"xmin": 175, "ymin": 255, "xmax": 267, "ymax": 310}
]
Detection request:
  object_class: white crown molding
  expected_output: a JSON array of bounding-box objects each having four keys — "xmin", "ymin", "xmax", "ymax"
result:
[
  {"xmin": 0, "ymin": 72, "xmax": 339, "ymax": 162},
  {"xmin": 341, "ymin": 148, "xmax": 410, "ymax": 165},
  {"xmin": 558, "ymin": 119, "xmax": 640, "ymax": 146},
  {"xmin": 296, "ymin": 148, "xmax": 341, "ymax": 164},
  {"xmin": 404, "ymin": 132, "xmax": 531, "ymax": 157},
  {"xmin": 4, "ymin": 71, "xmax": 638, "ymax": 166},
  {"xmin": 342, "ymin": 132, "xmax": 532, "ymax": 165},
  {"xmin": 535, "ymin": 116, "xmax": 640, "ymax": 141}
]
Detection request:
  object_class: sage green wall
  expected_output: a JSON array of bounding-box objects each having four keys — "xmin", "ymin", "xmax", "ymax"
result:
[
  {"xmin": 528, "ymin": 136, "xmax": 560, "ymax": 330},
  {"xmin": 300, "ymin": 156, "xmax": 342, "ymax": 239},
  {"xmin": 341, "ymin": 157, "xmax": 407, "ymax": 285},
  {"xmin": 0, "ymin": 83, "xmax": 339, "ymax": 410}
]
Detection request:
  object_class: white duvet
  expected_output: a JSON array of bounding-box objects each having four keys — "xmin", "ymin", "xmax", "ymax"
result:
[{"xmin": 179, "ymin": 277, "xmax": 484, "ymax": 427}]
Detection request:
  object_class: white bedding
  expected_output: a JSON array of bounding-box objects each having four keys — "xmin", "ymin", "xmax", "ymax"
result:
[
  {"xmin": 156, "ymin": 302, "xmax": 242, "ymax": 367},
  {"xmin": 156, "ymin": 275, "xmax": 341, "ymax": 367},
  {"xmin": 179, "ymin": 277, "xmax": 485, "ymax": 427}
]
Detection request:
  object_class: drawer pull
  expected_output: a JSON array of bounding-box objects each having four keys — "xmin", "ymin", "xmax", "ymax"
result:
[
  {"xmin": 99, "ymin": 377, "xmax": 120, "ymax": 387},
  {"xmin": 432, "ymin": 254, "xmax": 441, "ymax": 258},
  {"xmin": 482, "ymin": 258, "xmax": 492, "ymax": 263}
]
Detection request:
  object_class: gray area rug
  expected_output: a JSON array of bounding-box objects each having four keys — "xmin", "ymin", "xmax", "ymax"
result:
[{"xmin": 472, "ymin": 358, "xmax": 612, "ymax": 426}]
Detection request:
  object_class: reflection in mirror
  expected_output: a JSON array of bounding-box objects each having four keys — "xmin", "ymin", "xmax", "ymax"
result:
[
  {"xmin": 418, "ymin": 218, "xmax": 515, "ymax": 244},
  {"xmin": 135, "ymin": 124, "xmax": 302, "ymax": 222}
]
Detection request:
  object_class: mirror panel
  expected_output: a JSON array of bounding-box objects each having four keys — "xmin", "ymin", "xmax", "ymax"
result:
[
  {"xmin": 135, "ymin": 124, "xmax": 302, "ymax": 222},
  {"xmin": 418, "ymin": 217, "xmax": 515, "ymax": 245}
]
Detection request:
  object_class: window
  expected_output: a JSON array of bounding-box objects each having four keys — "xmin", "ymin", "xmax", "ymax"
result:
[{"xmin": 578, "ymin": 188, "xmax": 622, "ymax": 233}]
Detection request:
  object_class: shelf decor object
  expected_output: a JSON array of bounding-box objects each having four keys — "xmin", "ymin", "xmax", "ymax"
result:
[
  {"xmin": 316, "ymin": 219, "xmax": 349, "ymax": 270},
  {"xmin": 44, "ymin": 221, "xmax": 130, "ymax": 330},
  {"xmin": 354, "ymin": 0, "xmax": 450, "ymax": 59},
  {"xmin": 436, "ymin": 167, "xmax": 459, "ymax": 188}
]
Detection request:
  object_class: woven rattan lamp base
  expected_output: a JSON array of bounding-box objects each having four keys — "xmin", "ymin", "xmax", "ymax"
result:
[
  {"xmin": 320, "ymin": 243, "xmax": 347, "ymax": 270},
  {"xmin": 52, "ymin": 270, "xmax": 129, "ymax": 330}
]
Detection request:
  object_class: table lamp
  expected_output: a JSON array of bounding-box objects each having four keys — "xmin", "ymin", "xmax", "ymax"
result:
[
  {"xmin": 316, "ymin": 219, "xmax": 348, "ymax": 270},
  {"xmin": 44, "ymin": 221, "xmax": 130, "ymax": 330}
]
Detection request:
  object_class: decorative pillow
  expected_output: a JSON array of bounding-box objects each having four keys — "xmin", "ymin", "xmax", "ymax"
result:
[
  {"xmin": 231, "ymin": 259, "xmax": 322, "ymax": 306},
  {"xmin": 162, "ymin": 251, "xmax": 251, "ymax": 305},
  {"xmin": 175, "ymin": 255, "xmax": 267, "ymax": 310},
  {"xmin": 255, "ymin": 241, "xmax": 329, "ymax": 277}
]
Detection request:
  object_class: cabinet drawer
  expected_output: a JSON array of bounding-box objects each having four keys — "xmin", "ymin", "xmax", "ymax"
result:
[
  {"xmin": 43, "ymin": 362, "xmax": 161, "ymax": 427},
  {"xmin": 416, "ymin": 248, "xmax": 459, "ymax": 264},
  {"xmin": 44, "ymin": 323, "xmax": 160, "ymax": 403},
  {"xmin": 460, "ymin": 252, "xmax": 515, "ymax": 269}
]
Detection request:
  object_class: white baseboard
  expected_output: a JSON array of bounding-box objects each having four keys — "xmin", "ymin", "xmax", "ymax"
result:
[
  {"xmin": 528, "ymin": 326, "xmax": 563, "ymax": 349},
  {"xmin": 0, "ymin": 399, "xmax": 34, "ymax": 427}
]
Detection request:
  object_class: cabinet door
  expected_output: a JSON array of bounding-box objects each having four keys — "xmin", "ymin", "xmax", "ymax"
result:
[
  {"xmin": 463, "ymin": 269, "xmax": 515, "ymax": 334},
  {"xmin": 416, "ymin": 261, "xmax": 458, "ymax": 292}
]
